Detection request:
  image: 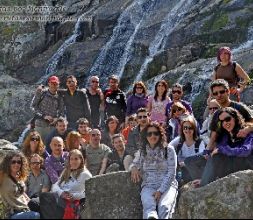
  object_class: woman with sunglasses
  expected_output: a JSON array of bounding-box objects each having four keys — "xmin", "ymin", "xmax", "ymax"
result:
[
  {"xmin": 22, "ymin": 131, "xmax": 49, "ymax": 161},
  {"xmin": 0, "ymin": 152, "xmax": 40, "ymax": 219},
  {"xmin": 169, "ymin": 116, "xmax": 206, "ymax": 185},
  {"xmin": 199, "ymin": 107, "xmax": 253, "ymax": 186},
  {"xmin": 212, "ymin": 46, "xmax": 250, "ymax": 101},
  {"xmin": 131, "ymin": 122, "xmax": 178, "ymax": 219},
  {"xmin": 101, "ymin": 116, "xmax": 120, "ymax": 149},
  {"xmin": 40, "ymin": 149, "xmax": 92, "ymax": 219},
  {"xmin": 147, "ymin": 80, "xmax": 171, "ymax": 125},
  {"xmin": 126, "ymin": 81, "xmax": 148, "ymax": 117}
]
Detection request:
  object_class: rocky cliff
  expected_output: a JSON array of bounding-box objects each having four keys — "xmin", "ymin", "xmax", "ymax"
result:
[{"xmin": 0, "ymin": 0, "xmax": 253, "ymax": 141}]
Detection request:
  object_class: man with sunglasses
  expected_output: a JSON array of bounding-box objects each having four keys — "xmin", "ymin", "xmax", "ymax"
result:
[
  {"xmin": 59, "ymin": 75, "xmax": 91, "ymax": 129},
  {"xmin": 126, "ymin": 108, "xmax": 150, "ymax": 157},
  {"xmin": 86, "ymin": 76, "xmax": 104, "ymax": 129},
  {"xmin": 26, "ymin": 154, "xmax": 50, "ymax": 203},
  {"xmin": 31, "ymin": 75, "xmax": 65, "ymax": 142},
  {"xmin": 207, "ymin": 79, "xmax": 253, "ymax": 152},
  {"xmin": 165, "ymin": 83, "xmax": 193, "ymax": 119}
]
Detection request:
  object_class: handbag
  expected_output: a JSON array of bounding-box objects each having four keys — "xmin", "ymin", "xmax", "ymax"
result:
[{"xmin": 63, "ymin": 199, "xmax": 80, "ymax": 219}]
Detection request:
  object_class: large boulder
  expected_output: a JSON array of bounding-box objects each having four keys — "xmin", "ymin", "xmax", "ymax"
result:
[
  {"xmin": 176, "ymin": 170, "xmax": 253, "ymax": 219},
  {"xmin": 83, "ymin": 171, "xmax": 142, "ymax": 219}
]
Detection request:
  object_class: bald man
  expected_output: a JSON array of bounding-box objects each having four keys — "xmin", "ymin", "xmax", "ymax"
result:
[{"xmin": 45, "ymin": 137, "xmax": 69, "ymax": 184}]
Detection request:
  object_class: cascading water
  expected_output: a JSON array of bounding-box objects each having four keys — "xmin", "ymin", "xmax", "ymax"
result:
[
  {"xmin": 134, "ymin": 0, "xmax": 195, "ymax": 84},
  {"xmin": 233, "ymin": 26, "xmax": 253, "ymax": 54},
  {"xmin": 88, "ymin": 0, "xmax": 157, "ymax": 87}
]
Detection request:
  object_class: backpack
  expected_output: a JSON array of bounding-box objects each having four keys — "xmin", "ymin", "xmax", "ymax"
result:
[{"xmin": 176, "ymin": 138, "xmax": 203, "ymax": 155}]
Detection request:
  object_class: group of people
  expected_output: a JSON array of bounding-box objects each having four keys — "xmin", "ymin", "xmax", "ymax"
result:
[{"xmin": 0, "ymin": 46, "xmax": 253, "ymax": 219}]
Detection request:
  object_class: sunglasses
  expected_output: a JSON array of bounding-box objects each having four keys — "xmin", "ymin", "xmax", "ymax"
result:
[
  {"xmin": 92, "ymin": 81, "xmax": 99, "ymax": 84},
  {"xmin": 31, "ymin": 137, "xmax": 40, "ymax": 142},
  {"xmin": 212, "ymin": 90, "xmax": 226, "ymax": 96},
  {"xmin": 11, "ymin": 160, "xmax": 22, "ymax": 165},
  {"xmin": 30, "ymin": 162, "xmax": 41, "ymax": 166},
  {"xmin": 136, "ymin": 87, "xmax": 143, "ymax": 89},
  {"xmin": 172, "ymin": 108, "xmax": 183, "ymax": 113},
  {"xmin": 183, "ymin": 126, "xmax": 194, "ymax": 131},
  {"xmin": 67, "ymin": 80, "xmax": 75, "ymax": 84},
  {"xmin": 138, "ymin": 115, "xmax": 148, "ymax": 119},
  {"xmin": 147, "ymin": 131, "xmax": 160, "ymax": 137},
  {"xmin": 172, "ymin": 90, "xmax": 182, "ymax": 95},
  {"xmin": 91, "ymin": 133, "xmax": 100, "ymax": 137},
  {"xmin": 219, "ymin": 116, "xmax": 232, "ymax": 123},
  {"xmin": 209, "ymin": 107, "xmax": 219, "ymax": 111}
]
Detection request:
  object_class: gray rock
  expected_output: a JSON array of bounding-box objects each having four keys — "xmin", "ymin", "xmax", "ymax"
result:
[
  {"xmin": 83, "ymin": 171, "xmax": 142, "ymax": 219},
  {"xmin": 175, "ymin": 170, "xmax": 253, "ymax": 219},
  {"xmin": 0, "ymin": 139, "xmax": 18, "ymax": 163}
]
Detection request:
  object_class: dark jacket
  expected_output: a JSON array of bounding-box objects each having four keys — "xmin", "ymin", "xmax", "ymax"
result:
[
  {"xmin": 104, "ymin": 89, "xmax": 127, "ymax": 123},
  {"xmin": 126, "ymin": 94, "xmax": 148, "ymax": 116},
  {"xmin": 126, "ymin": 126, "xmax": 142, "ymax": 157},
  {"xmin": 60, "ymin": 89, "xmax": 91, "ymax": 129}
]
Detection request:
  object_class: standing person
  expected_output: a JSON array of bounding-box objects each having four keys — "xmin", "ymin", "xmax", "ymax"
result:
[
  {"xmin": 86, "ymin": 76, "xmax": 104, "ymax": 129},
  {"xmin": 106, "ymin": 134, "xmax": 133, "ymax": 173},
  {"xmin": 199, "ymin": 108, "xmax": 253, "ymax": 187},
  {"xmin": 130, "ymin": 122, "xmax": 178, "ymax": 219},
  {"xmin": 165, "ymin": 83, "xmax": 193, "ymax": 119},
  {"xmin": 22, "ymin": 131, "xmax": 49, "ymax": 161},
  {"xmin": 101, "ymin": 116, "xmax": 120, "ymax": 149},
  {"xmin": 40, "ymin": 150, "xmax": 92, "ymax": 219},
  {"xmin": 31, "ymin": 75, "xmax": 64, "ymax": 142},
  {"xmin": 104, "ymin": 75, "xmax": 127, "ymax": 126},
  {"xmin": 126, "ymin": 81, "xmax": 148, "ymax": 117},
  {"xmin": 85, "ymin": 129, "xmax": 112, "ymax": 176},
  {"xmin": 26, "ymin": 154, "xmax": 50, "ymax": 204},
  {"xmin": 45, "ymin": 117, "xmax": 70, "ymax": 154},
  {"xmin": 45, "ymin": 137, "xmax": 69, "ymax": 184},
  {"xmin": 147, "ymin": 80, "xmax": 170, "ymax": 125},
  {"xmin": 126, "ymin": 108, "xmax": 150, "ymax": 158},
  {"xmin": 60, "ymin": 75, "xmax": 91, "ymax": 129},
  {"xmin": 212, "ymin": 46, "xmax": 250, "ymax": 101},
  {"xmin": 0, "ymin": 152, "xmax": 40, "ymax": 219}
]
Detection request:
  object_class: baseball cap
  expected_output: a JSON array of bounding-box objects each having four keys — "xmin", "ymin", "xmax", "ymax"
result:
[{"xmin": 48, "ymin": 76, "xmax": 60, "ymax": 84}]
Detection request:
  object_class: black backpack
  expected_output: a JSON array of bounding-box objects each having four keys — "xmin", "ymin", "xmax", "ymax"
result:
[{"xmin": 176, "ymin": 138, "xmax": 203, "ymax": 155}]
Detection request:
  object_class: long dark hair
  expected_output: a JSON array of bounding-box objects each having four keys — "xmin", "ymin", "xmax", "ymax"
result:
[
  {"xmin": 140, "ymin": 122, "xmax": 167, "ymax": 158},
  {"xmin": 154, "ymin": 80, "xmax": 169, "ymax": 102},
  {"xmin": 105, "ymin": 115, "xmax": 120, "ymax": 133}
]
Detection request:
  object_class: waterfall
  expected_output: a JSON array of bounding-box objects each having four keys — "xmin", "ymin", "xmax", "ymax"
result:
[
  {"xmin": 134, "ymin": 0, "xmax": 194, "ymax": 83},
  {"xmin": 232, "ymin": 26, "xmax": 253, "ymax": 54},
  {"xmin": 88, "ymin": 0, "xmax": 157, "ymax": 87}
]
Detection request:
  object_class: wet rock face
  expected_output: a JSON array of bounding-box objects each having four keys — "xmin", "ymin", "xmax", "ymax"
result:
[
  {"xmin": 83, "ymin": 172, "xmax": 142, "ymax": 219},
  {"xmin": 175, "ymin": 170, "xmax": 253, "ymax": 219}
]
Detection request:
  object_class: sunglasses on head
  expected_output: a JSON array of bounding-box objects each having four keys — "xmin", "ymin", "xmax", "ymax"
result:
[
  {"xmin": 183, "ymin": 126, "xmax": 194, "ymax": 131},
  {"xmin": 147, "ymin": 131, "xmax": 160, "ymax": 137},
  {"xmin": 212, "ymin": 90, "xmax": 227, "ymax": 96},
  {"xmin": 11, "ymin": 160, "xmax": 22, "ymax": 165},
  {"xmin": 219, "ymin": 115, "xmax": 232, "ymax": 123},
  {"xmin": 172, "ymin": 90, "xmax": 182, "ymax": 95},
  {"xmin": 138, "ymin": 115, "xmax": 148, "ymax": 119},
  {"xmin": 209, "ymin": 107, "xmax": 219, "ymax": 111},
  {"xmin": 31, "ymin": 137, "xmax": 40, "ymax": 142}
]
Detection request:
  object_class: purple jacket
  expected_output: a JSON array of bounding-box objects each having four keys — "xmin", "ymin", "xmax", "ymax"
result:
[
  {"xmin": 126, "ymin": 95, "xmax": 148, "ymax": 116},
  {"xmin": 217, "ymin": 133, "xmax": 253, "ymax": 157},
  {"xmin": 45, "ymin": 152, "xmax": 69, "ymax": 184}
]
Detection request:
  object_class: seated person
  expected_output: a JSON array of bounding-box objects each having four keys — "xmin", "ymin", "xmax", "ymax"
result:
[
  {"xmin": 169, "ymin": 116, "xmax": 206, "ymax": 184},
  {"xmin": 106, "ymin": 134, "xmax": 133, "ymax": 173},
  {"xmin": 22, "ymin": 131, "xmax": 49, "ymax": 161},
  {"xmin": 45, "ymin": 137, "xmax": 69, "ymax": 184},
  {"xmin": 85, "ymin": 129, "xmax": 112, "ymax": 176},
  {"xmin": 40, "ymin": 150, "xmax": 92, "ymax": 219},
  {"xmin": 45, "ymin": 117, "xmax": 70, "ymax": 154},
  {"xmin": 121, "ymin": 114, "xmax": 137, "ymax": 142},
  {"xmin": 199, "ymin": 107, "xmax": 253, "ymax": 187},
  {"xmin": 200, "ymin": 99, "xmax": 221, "ymax": 145},
  {"xmin": 65, "ymin": 131, "xmax": 86, "ymax": 158},
  {"xmin": 76, "ymin": 118, "xmax": 92, "ymax": 145},
  {"xmin": 26, "ymin": 154, "xmax": 50, "ymax": 200}
]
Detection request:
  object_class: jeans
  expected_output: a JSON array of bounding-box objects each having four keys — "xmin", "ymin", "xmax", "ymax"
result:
[
  {"xmin": 10, "ymin": 211, "xmax": 40, "ymax": 219},
  {"xmin": 141, "ymin": 186, "xmax": 178, "ymax": 219}
]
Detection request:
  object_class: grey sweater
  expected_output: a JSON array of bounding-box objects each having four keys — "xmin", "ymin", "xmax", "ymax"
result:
[{"xmin": 131, "ymin": 145, "xmax": 178, "ymax": 193}]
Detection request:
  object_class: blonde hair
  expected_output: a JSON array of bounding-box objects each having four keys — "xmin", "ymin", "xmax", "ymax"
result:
[
  {"xmin": 66, "ymin": 131, "xmax": 82, "ymax": 151},
  {"xmin": 59, "ymin": 150, "xmax": 85, "ymax": 184}
]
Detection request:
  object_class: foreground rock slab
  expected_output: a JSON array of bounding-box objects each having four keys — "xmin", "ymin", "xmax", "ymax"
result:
[
  {"xmin": 83, "ymin": 171, "xmax": 142, "ymax": 219},
  {"xmin": 176, "ymin": 170, "xmax": 253, "ymax": 219}
]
